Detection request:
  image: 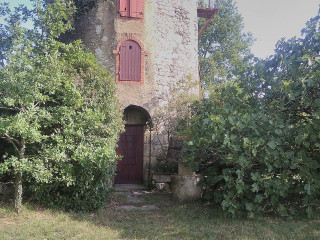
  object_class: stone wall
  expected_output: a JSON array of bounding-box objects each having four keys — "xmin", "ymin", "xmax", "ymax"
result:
[{"xmin": 70, "ymin": 0, "xmax": 200, "ymax": 182}]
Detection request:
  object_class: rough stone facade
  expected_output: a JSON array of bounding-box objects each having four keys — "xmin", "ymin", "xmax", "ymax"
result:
[{"xmin": 71, "ymin": 0, "xmax": 200, "ymax": 183}]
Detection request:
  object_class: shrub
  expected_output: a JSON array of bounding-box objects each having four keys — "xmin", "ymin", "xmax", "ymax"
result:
[
  {"xmin": 183, "ymin": 15, "xmax": 320, "ymax": 218},
  {"xmin": 27, "ymin": 43, "xmax": 123, "ymax": 211},
  {"xmin": 153, "ymin": 154, "xmax": 178, "ymax": 175},
  {"xmin": 0, "ymin": 0, "xmax": 122, "ymax": 212}
]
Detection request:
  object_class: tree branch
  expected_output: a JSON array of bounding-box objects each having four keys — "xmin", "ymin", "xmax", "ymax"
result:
[
  {"xmin": 0, "ymin": 107, "xmax": 20, "ymax": 112},
  {"xmin": 3, "ymin": 134, "xmax": 20, "ymax": 154}
]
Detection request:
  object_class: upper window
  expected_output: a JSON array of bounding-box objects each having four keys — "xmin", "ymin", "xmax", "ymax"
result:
[
  {"xmin": 119, "ymin": 0, "xmax": 144, "ymax": 18},
  {"xmin": 119, "ymin": 40, "xmax": 141, "ymax": 81}
]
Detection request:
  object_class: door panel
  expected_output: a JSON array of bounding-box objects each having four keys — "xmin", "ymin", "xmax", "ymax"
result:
[
  {"xmin": 119, "ymin": 40, "xmax": 141, "ymax": 81},
  {"xmin": 115, "ymin": 125, "xmax": 144, "ymax": 184}
]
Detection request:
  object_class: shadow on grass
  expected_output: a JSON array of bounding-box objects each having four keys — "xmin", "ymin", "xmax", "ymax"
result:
[
  {"xmin": 1, "ymin": 192, "xmax": 320, "ymax": 240},
  {"xmin": 69, "ymin": 192, "xmax": 320, "ymax": 240}
]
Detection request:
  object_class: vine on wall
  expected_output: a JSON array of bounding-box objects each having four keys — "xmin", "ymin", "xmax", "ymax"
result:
[{"xmin": 73, "ymin": 0, "xmax": 112, "ymax": 17}]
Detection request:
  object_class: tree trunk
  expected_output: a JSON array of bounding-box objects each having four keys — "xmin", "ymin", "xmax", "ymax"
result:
[
  {"xmin": 14, "ymin": 139, "xmax": 25, "ymax": 214},
  {"xmin": 14, "ymin": 171, "xmax": 23, "ymax": 214}
]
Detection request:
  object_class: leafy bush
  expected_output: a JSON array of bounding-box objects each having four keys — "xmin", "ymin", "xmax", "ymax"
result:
[
  {"xmin": 0, "ymin": 0, "xmax": 122, "ymax": 212},
  {"xmin": 27, "ymin": 43, "xmax": 123, "ymax": 212},
  {"xmin": 73, "ymin": 0, "xmax": 100, "ymax": 17},
  {"xmin": 153, "ymin": 154, "xmax": 178, "ymax": 175},
  {"xmin": 183, "ymin": 15, "xmax": 320, "ymax": 218}
]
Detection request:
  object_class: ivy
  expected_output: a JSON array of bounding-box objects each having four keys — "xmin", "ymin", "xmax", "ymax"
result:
[
  {"xmin": 73, "ymin": 0, "xmax": 111, "ymax": 18},
  {"xmin": 73, "ymin": 0, "xmax": 99, "ymax": 17}
]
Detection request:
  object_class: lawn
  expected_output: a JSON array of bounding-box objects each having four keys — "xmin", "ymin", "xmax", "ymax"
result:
[{"xmin": 0, "ymin": 191, "xmax": 319, "ymax": 240}]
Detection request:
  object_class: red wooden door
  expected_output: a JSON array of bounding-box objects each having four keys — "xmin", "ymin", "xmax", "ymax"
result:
[{"xmin": 115, "ymin": 125, "xmax": 144, "ymax": 184}]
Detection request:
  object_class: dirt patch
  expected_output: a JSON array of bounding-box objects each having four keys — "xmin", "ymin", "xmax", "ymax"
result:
[
  {"xmin": 111, "ymin": 189, "xmax": 159, "ymax": 211},
  {"xmin": 125, "ymin": 191, "xmax": 145, "ymax": 204}
]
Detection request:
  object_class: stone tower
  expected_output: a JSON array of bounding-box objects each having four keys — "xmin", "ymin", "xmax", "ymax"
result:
[{"xmin": 71, "ymin": 0, "xmax": 200, "ymax": 184}]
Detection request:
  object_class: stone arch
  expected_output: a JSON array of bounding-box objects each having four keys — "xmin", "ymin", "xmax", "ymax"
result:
[
  {"xmin": 115, "ymin": 105, "xmax": 151, "ymax": 184},
  {"xmin": 123, "ymin": 104, "xmax": 151, "ymax": 125}
]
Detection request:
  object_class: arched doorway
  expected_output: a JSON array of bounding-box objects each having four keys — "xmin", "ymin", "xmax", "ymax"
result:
[{"xmin": 115, "ymin": 105, "xmax": 151, "ymax": 184}]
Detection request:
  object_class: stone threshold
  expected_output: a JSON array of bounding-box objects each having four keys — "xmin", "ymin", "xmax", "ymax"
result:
[{"xmin": 114, "ymin": 184, "xmax": 147, "ymax": 192}]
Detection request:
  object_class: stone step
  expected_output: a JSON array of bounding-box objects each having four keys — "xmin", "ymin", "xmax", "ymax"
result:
[{"xmin": 114, "ymin": 184, "xmax": 147, "ymax": 192}]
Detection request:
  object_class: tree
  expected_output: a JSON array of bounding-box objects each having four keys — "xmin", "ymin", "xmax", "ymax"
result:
[
  {"xmin": 0, "ymin": 0, "xmax": 122, "ymax": 213},
  {"xmin": 184, "ymin": 13, "xmax": 320, "ymax": 218},
  {"xmin": 198, "ymin": 0, "xmax": 254, "ymax": 87}
]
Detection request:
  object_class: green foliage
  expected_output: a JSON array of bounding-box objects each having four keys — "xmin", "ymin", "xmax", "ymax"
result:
[
  {"xmin": 152, "ymin": 77, "xmax": 199, "ymax": 155},
  {"xmin": 153, "ymin": 154, "xmax": 178, "ymax": 175},
  {"xmin": 198, "ymin": 0, "xmax": 253, "ymax": 87},
  {"xmin": 0, "ymin": 0, "xmax": 122, "ymax": 211},
  {"xmin": 184, "ymin": 14, "xmax": 320, "ymax": 218},
  {"xmin": 73, "ymin": 0, "xmax": 99, "ymax": 17},
  {"xmin": 73, "ymin": 0, "xmax": 112, "ymax": 18}
]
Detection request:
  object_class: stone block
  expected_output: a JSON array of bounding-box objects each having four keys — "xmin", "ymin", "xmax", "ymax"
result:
[
  {"xmin": 152, "ymin": 174, "xmax": 172, "ymax": 183},
  {"xmin": 171, "ymin": 175, "xmax": 202, "ymax": 201},
  {"xmin": 167, "ymin": 149, "xmax": 183, "ymax": 162},
  {"xmin": 155, "ymin": 183, "xmax": 170, "ymax": 191},
  {"xmin": 178, "ymin": 162, "xmax": 195, "ymax": 176}
]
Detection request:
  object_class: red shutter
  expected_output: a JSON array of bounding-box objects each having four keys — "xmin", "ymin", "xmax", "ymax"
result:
[
  {"xmin": 119, "ymin": 40, "xmax": 141, "ymax": 81},
  {"xmin": 129, "ymin": 0, "xmax": 143, "ymax": 18},
  {"xmin": 119, "ymin": 0, "xmax": 129, "ymax": 17}
]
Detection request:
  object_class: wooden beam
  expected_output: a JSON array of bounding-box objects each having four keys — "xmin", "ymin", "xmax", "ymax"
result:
[
  {"xmin": 198, "ymin": 12, "xmax": 216, "ymax": 37},
  {"xmin": 197, "ymin": 0, "xmax": 219, "ymax": 37}
]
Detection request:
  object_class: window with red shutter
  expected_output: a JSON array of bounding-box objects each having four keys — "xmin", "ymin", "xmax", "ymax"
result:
[
  {"xmin": 118, "ymin": 0, "xmax": 143, "ymax": 18},
  {"xmin": 119, "ymin": 40, "xmax": 141, "ymax": 81},
  {"xmin": 130, "ymin": 0, "xmax": 143, "ymax": 18},
  {"xmin": 119, "ymin": 0, "xmax": 129, "ymax": 17}
]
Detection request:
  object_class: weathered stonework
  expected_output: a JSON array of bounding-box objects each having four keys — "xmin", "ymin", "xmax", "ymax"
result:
[
  {"xmin": 171, "ymin": 175, "xmax": 202, "ymax": 200},
  {"xmin": 71, "ymin": 0, "xmax": 200, "ymax": 183}
]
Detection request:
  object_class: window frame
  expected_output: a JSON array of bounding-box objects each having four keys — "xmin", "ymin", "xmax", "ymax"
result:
[{"xmin": 113, "ymin": 35, "xmax": 148, "ymax": 84}]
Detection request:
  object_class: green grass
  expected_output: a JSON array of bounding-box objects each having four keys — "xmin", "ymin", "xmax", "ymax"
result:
[{"xmin": 1, "ymin": 191, "xmax": 320, "ymax": 239}]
